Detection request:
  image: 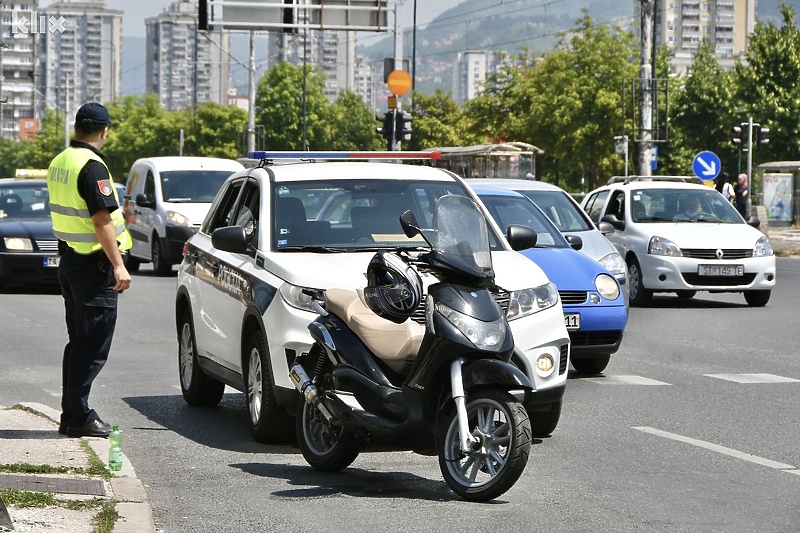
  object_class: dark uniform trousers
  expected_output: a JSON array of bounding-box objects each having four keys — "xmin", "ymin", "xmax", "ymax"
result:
[{"xmin": 57, "ymin": 243, "xmax": 118, "ymax": 428}]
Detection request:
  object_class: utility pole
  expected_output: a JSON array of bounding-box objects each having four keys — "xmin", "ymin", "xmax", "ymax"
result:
[
  {"xmin": 746, "ymin": 116, "xmax": 754, "ymax": 218},
  {"xmin": 247, "ymin": 30, "xmax": 256, "ymax": 153},
  {"xmin": 638, "ymin": 0, "xmax": 654, "ymax": 177}
]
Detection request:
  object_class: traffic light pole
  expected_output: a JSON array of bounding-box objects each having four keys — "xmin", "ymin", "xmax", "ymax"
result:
[{"xmin": 746, "ymin": 116, "xmax": 753, "ymax": 218}]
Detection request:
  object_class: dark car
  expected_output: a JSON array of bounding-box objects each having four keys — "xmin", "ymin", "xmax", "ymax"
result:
[{"xmin": 0, "ymin": 178, "xmax": 60, "ymax": 290}]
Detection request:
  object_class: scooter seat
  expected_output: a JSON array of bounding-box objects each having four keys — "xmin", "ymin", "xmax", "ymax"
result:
[{"xmin": 324, "ymin": 288, "xmax": 424, "ymax": 362}]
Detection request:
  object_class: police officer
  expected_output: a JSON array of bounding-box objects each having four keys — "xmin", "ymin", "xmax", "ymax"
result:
[{"xmin": 46, "ymin": 102, "xmax": 132, "ymax": 438}]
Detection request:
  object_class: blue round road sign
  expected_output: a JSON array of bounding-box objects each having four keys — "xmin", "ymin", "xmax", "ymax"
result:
[{"xmin": 692, "ymin": 151, "xmax": 721, "ymax": 180}]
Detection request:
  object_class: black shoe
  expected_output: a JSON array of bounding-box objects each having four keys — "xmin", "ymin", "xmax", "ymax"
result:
[
  {"xmin": 58, "ymin": 425, "xmax": 66, "ymax": 435},
  {"xmin": 66, "ymin": 419, "xmax": 112, "ymax": 438}
]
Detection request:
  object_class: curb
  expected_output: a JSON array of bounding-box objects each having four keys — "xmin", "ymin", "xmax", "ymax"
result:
[{"xmin": 16, "ymin": 403, "xmax": 155, "ymax": 533}]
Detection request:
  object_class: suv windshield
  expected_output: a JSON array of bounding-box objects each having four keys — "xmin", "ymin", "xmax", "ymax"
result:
[
  {"xmin": 272, "ymin": 179, "xmax": 504, "ymax": 252},
  {"xmin": 631, "ymin": 188, "xmax": 742, "ymax": 223},
  {"xmin": 520, "ymin": 190, "xmax": 594, "ymax": 232},
  {"xmin": 161, "ymin": 170, "xmax": 234, "ymax": 202}
]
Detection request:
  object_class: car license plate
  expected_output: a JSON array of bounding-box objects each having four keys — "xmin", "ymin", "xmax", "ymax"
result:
[
  {"xmin": 698, "ymin": 264, "xmax": 743, "ymax": 276},
  {"xmin": 564, "ymin": 313, "xmax": 580, "ymax": 330},
  {"xmin": 44, "ymin": 256, "xmax": 60, "ymax": 268}
]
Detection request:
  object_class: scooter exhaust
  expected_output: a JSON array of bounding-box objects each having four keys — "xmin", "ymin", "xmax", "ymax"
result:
[{"xmin": 289, "ymin": 361, "xmax": 335, "ymax": 422}]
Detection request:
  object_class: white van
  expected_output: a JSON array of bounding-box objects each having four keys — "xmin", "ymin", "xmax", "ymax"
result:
[{"xmin": 123, "ymin": 157, "xmax": 244, "ymax": 276}]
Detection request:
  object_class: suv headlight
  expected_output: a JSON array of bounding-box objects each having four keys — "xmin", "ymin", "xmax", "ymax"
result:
[
  {"xmin": 435, "ymin": 301, "xmax": 506, "ymax": 352},
  {"xmin": 506, "ymin": 282, "xmax": 559, "ymax": 320},
  {"xmin": 598, "ymin": 252, "xmax": 626, "ymax": 279},
  {"xmin": 166, "ymin": 210, "xmax": 190, "ymax": 226},
  {"xmin": 279, "ymin": 283, "xmax": 317, "ymax": 312},
  {"xmin": 648, "ymin": 235, "xmax": 682, "ymax": 257},
  {"xmin": 4, "ymin": 237, "xmax": 33, "ymax": 251},
  {"xmin": 754, "ymin": 235, "xmax": 774, "ymax": 257},
  {"xmin": 595, "ymin": 273, "xmax": 620, "ymax": 301}
]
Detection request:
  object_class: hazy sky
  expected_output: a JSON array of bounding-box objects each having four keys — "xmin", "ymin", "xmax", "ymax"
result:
[{"xmin": 98, "ymin": 0, "xmax": 461, "ymax": 38}]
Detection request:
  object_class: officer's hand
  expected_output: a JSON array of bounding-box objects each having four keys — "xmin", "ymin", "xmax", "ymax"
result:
[{"xmin": 113, "ymin": 264, "xmax": 132, "ymax": 292}]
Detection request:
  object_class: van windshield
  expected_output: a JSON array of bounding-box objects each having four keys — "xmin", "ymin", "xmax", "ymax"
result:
[{"xmin": 160, "ymin": 171, "xmax": 234, "ymax": 202}]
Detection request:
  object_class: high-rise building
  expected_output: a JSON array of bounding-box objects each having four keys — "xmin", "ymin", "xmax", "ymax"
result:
[
  {"xmin": 145, "ymin": 0, "xmax": 229, "ymax": 110},
  {"xmin": 354, "ymin": 55, "xmax": 376, "ymax": 110},
  {"xmin": 643, "ymin": 0, "xmax": 756, "ymax": 74},
  {"xmin": 0, "ymin": 1, "xmax": 39, "ymax": 139},
  {"xmin": 38, "ymin": 0, "xmax": 122, "ymax": 127},
  {"xmin": 452, "ymin": 50, "xmax": 498, "ymax": 104}
]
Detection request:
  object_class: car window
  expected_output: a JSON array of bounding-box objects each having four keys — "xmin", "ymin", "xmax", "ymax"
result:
[
  {"xmin": 233, "ymin": 181, "xmax": 260, "ymax": 250},
  {"xmin": 160, "ymin": 170, "xmax": 233, "ymax": 203},
  {"xmin": 204, "ymin": 180, "xmax": 244, "ymax": 233},
  {"xmin": 144, "ymin": 171, "xmax": 156, "ymax": 203},
  {"xmin": 0, "ymin": 184, "xmax": 50, "ymax": 219},
  {"xmin": 605, "ymin": 191, "xmax": 626, "ymax": 220},
  {"xmin": 478, "ymin": 194, "xmax": 568, "ymax": 248},
  {"xmin": 271, "ymin": 179, "xmax": 504, "ymax": 251},
  {"xmin": 522, "ymin": 190, "xmax": 593, "ymax": 232},
  {"xmin": 631, "ymin": 188, "xmax": 742, "ymax": 223},
  {"xmin": 584, "ymin": 190, "xmax": 609, "ymax": 223}
]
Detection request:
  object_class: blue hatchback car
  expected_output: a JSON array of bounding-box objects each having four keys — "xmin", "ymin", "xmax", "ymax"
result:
[{"xmin": 473, "ymin": 185, "xmax": 628, "ymax": 374}]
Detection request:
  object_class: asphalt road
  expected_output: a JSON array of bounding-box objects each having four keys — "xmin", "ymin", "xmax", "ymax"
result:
[{"xmin": 1, "ymin": 260, "xmax": 799, "ymax": 532}]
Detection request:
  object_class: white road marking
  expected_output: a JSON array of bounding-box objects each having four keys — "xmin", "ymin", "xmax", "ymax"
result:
[
  {"xmin": 704, "ymin": 373, "xmax": 800, "ymax": 384},
  {"xmin": 585, "ymin": 375, "xmax": 671, "ymax": 385},
  {"xmin": 633, "ymin": 426, "xmax": 796, "ymax": 470},
  {"xmin": 44, "ymin": 389, "xmax": 61, "ymax": 397}
]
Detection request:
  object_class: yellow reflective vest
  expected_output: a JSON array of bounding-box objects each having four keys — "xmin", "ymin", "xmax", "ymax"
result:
[{"xmin": 47, "ymin": 146, "xmax": 132, "ymax": 255}]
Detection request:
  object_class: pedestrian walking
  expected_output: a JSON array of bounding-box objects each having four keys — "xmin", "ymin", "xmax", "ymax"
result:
[
  {"xmin": 714, "ymin": 172, "xmax": 735, "ymax": 202},
  {"xmin": 734, "ymin": 173, "xmax": 749, "ymax": 218},
  {"xmin": 46, "ymin": 102, "xmax": 133, "ymax": 438}
]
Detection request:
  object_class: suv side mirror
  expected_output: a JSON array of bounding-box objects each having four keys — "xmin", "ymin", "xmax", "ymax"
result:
[
  {"xmin": 506, "ymin": 224, "xmax": 538, "ymax": 251},
  {"xmin": 135, "ymin": 193, "xmax": 156, "ymax": 209},
  {"xmin": 596, "ymin": 221, "xmax": 615, "ymax": 236},
  {"xmin": 211, "ymin": 226, "xmax": 248, "ymax": 254},
  {"xmin": 601, "ymin": 213, "xmax": 625, "ymax": 231},
  {"xmin": 565, "ymin": 234, "xmax": 583, "ymax": 250}
]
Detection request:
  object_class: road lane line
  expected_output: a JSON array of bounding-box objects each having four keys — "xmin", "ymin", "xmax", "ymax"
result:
[
  {"xmin": 585, "ymin": 375, "xmax": 671, "ymax": 385},
  {"xmin": 704, "ymin": 373, "xmax": 800, "ymax": 384},
  {"xmin": 632, "ymin": 426, "xmax": 796, "ymax": 470}
]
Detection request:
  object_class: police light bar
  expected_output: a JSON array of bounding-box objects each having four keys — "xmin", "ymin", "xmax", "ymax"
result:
[{"xmin": 246, "ymin": 151, "xmax": 441, "ymax": 160}]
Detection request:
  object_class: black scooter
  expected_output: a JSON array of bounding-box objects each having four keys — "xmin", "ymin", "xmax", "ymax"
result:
[{"xmin": 289, "ymin": 195, "xmax": 536, "ymax": 501}]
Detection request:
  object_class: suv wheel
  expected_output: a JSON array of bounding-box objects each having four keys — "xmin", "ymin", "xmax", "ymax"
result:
[
  {"xmin": 527, "ymin": 399, "xmax": 562, "ymax": 437},
  {"xmin": 152, "ymin": 237, "xmax": 172, "ymax": 277},
  {"xmin": 244, "ymin": 329, "xmax": 294, "ymax": 444},
  {"xmin": 571, "ymin": 354, "xmax": 611, "ymax": 374},
  {"xmin": 744, "ymin": 289, "xmax": 771, "ymax": 307},
  {"xmin": 676, "ymin": 290, "xmax": 696, "ymax": 299},
  {"xmin": 627, "ymin": 259, "xmax": 652, "ymax": 307},
  {"xmin": 178, "ymin": 308, "xmax": 225, "ymax": 406}
]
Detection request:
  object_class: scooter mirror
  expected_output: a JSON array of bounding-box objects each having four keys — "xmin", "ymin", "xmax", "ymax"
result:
[{"xmin": 400, "ymin": 210, "xmax": 421, "ymax": 238}]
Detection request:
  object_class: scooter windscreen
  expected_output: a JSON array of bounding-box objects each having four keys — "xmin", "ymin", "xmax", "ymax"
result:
[{"xmin": 428, "ymin": 195, "xmax": 494, "ymax": 281}]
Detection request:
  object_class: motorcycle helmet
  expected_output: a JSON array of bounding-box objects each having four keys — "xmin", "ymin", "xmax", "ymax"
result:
[{"xmin": 364, "ymin": 251, "xmax": 423, "ymax": 324}]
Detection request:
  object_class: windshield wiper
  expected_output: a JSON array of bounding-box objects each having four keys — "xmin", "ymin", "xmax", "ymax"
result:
[{"xmin": 277, "ymin": 246, "xmax": 348, "ymax": 253}]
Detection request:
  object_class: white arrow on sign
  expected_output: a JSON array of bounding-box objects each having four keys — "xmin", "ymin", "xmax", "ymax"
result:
[{"xmin": 697, "ymin": 156, "xmax": 717, "ymax": 176}]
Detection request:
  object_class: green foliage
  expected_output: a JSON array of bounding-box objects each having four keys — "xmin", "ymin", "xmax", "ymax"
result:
[
  {"xmin": 408, "ymin": 89, "xmax": 484, "ymax": 150},
  {"xmin": 187, "ymin": 102, "xmax": 248, "ymax": 158},
  {"xmin": 326, "ymin": 90, "xmax": 385, "ymax": 150}
]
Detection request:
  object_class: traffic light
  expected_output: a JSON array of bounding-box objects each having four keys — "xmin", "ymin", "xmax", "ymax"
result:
[
  {"xmin": 376, "ymin": 111, "xmax": 395, "ymax": 150},
  {"xmin": 755, "ymin": 124, "xmax": 769, "ymax": 151},
  {"xmin": 731, "ymin": 123, "xmax": 745, "ymax": 147},
  {"xmin": 394, "ymin": 110, "xmax": 412, "ymax": 143}
]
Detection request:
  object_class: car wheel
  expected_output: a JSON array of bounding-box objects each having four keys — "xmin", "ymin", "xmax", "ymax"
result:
[
  {"xmin": 627, "ymin": 259, "xmax": 652, "ymax": 307},
  {"xmin": 152, "ymin": 237, "xmax": 172, "ymax": 277},
  {"xmin": 527, "ymin": 399, "xmax": 562, "ymax": 437},
  {"xmin": 571, "ymin": 355, "xmax": 611, "ymax": 374},
  {"xmin": 676, "ymin": 290, "xmax": 696, "ymax": 299},
  {"xmin": 244, "ymin": 329, "xmax": 294, "ymax": 444},
  {"xmin": 744, "ymin": 290, "xmax": 771, "ymax": 307},
  {"xmin": 178, "ymin": 307, "xmax": 225, "ymax": 406},
  {"xmin": 124, "ymin": 252, "xmax": 140, "ymax": 273}
]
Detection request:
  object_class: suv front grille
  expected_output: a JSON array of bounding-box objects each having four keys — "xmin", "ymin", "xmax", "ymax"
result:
[
  {"xmin": 682, "ymin": 248, "xmax": 753, "ymax": 260},
  {"xmin": 681, "ymin": 273, "xmax": 756, "ymax": 286},
  {"xmin": 559, "ymin": 290, "xmax": 587, "ymax": 304}
]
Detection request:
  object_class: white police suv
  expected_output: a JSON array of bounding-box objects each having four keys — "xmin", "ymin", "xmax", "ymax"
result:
[{"xmin": 174, "ymin": 152, "xmax": 571, "ymax": 442}]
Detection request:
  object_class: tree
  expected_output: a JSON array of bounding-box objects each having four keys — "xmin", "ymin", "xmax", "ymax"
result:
[
  {"xmin": 325, "ymin": 90, "xmax": 384, "ymax": 151},
  {"xmin": 734, "ymin": 2, "xmax": 800, "ymax": 163},
  {"xmin": 407, "ymin": 89, "xmax": 483, "ymax": 150},
  {"xmin": 255, "ymin": 62, "xmax": 330, "ymax": 150},
  {"xmin": 186, "ymin": 102, "xmax": 248, "ymax": 158}
]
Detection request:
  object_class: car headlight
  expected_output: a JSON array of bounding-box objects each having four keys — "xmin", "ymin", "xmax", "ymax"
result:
[
  {"xmin": 4, "ymin": 237, "xmax": 33, "ymax": 251},
  {"xmin": 754, "ymin": 235, "xmax": 774, "ymax": 257},
  {"xmin": 648, "ymin": 235, "xmax": 682, "ymax": 257},
  {"xmin": 506, "ymin": 282, "xmax": 559, "ymax": 321},
  {"xmin": 598, "ymin": 252, "xmax": 626, "ymax": 279},
  {"xmin": 435, "ymin": 301, "xmax": 506, "ymax": 352},
  {"xmin": 595, "ymin": 273, "xmax": 620, "ymax": 301},
  {"xmin": 279, "ymin": 283, "xmax": 317, "ymax": 312},
  {"xmin": 166, "ymin": 211, "xmax": 190, "ymax": 226}
]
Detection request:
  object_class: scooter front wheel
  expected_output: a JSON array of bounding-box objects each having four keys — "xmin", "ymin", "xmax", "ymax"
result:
[
  {"xmin": 438, "ymin": 389, "xmax": 531, "ymax": 502},
  {"xmin": 297, "ymin": 398, "xmax": 360, "ymax": 472}
]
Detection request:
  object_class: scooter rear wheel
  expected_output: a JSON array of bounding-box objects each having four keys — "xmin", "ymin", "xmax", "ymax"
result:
[
  {"xmin": 438, "ymin": 389, "xmax": 531, "ymax": 502},
  {"xmin": 297, "ymin": 398, "xmax": 360, "ymax": 472}
]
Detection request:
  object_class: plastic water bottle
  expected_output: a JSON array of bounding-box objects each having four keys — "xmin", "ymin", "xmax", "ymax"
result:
[{"xmin": 108, "ymin": 425, "xmax": 123, "ymax": 472}]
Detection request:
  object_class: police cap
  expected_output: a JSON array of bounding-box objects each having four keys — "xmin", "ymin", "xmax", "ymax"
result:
[{"xmin": 75, "ymin": 102, "xmax": 111, "ymax": 130}]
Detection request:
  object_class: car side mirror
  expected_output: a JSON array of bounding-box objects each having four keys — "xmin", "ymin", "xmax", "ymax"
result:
[
  {"xmin": 211, "ymin": 226, "xmax": 248, "ymax": 254},
  {"xmin": 601, "ymin": 214, "xmax": 624, "ymax": 231},
  {"xmin": 597, "ymin": 221, "xmax": 615, "ymax": 236},
  {"xmin": 506, "ymin": 224, "xmax": 537, "ymax": 251},
  {"xmin": 565, "ymin": 234, "xmax": 583, "ymax": 250},
  {"xmin": 746, "ymin": 216, "xmax": 761, "ymax": 229},
  {"xmin": 135, "ymin": 193, "xmax": 155, "ymax": 209}
]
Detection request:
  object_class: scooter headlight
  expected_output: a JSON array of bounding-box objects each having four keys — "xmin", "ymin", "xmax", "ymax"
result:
[
  {"xmin": 506, "ymin": 282, "xmax": 559, "ymax": 320},
  {"xmin": 434, "ymin": 302, "xmax": 506, "ymax": 352}
]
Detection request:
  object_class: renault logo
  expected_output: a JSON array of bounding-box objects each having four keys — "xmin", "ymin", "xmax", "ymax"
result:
[{"xmin": 716, "ymin": 249, "xmax": 724, "ymax": 259}]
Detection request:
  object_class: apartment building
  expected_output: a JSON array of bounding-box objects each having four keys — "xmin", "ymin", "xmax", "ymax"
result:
[
  {"xmin": 0, "ymin": 1, "xmax": 39, "ymax": 139},
  {"xmin": 37, "ymin": 0, "xmax": 122, "ymax": 129},
  {"xmin": 452, "ymin": 50, "xmax": 498, "ymax": 105},
  {"xmin": 145, "ymin": 0, "xmax": 229, "ymax": 110}
]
